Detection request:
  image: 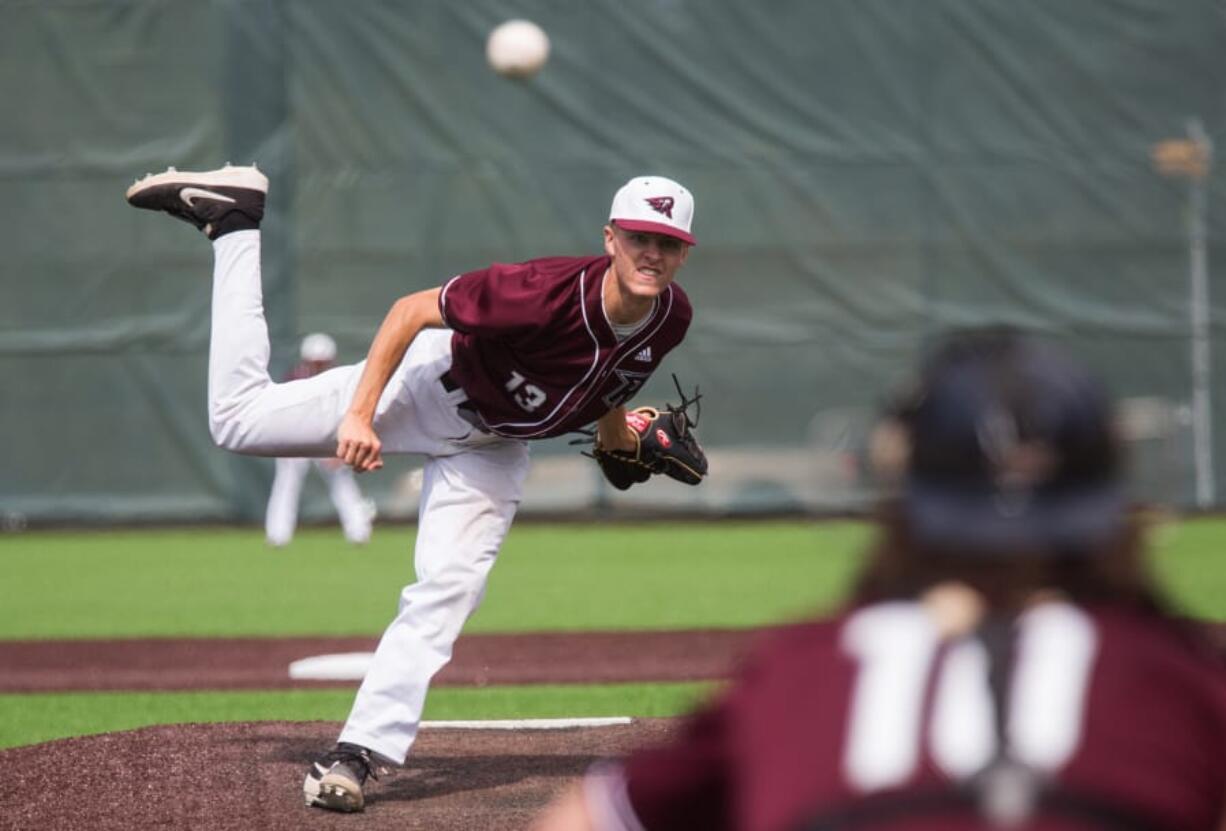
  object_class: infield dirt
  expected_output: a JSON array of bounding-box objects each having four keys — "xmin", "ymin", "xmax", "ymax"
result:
[
  {"xmin": 0, "ymin": 628, "xmax": 766, "ymax": 692},
  {"xmin": 0, "ymin": 629, "xmax": 748, "ymax": 829},
  {"xmin": 3, "ymin": 720, "xmax": 679, "ymax": 830}
]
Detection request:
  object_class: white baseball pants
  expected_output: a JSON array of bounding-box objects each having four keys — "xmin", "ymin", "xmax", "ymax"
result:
[
  {"xmin": 210, "ymin": 230, "xmax": 530, "ymax": 764},
  {"xmin": 264, "ymin": 456, "xmax": 372, "ymax": 546}
]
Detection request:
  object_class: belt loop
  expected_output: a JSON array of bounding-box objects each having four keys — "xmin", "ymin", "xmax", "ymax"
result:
[{"xmin": 456, "ymin": 401, "xmax": 490, "ymax": 434}]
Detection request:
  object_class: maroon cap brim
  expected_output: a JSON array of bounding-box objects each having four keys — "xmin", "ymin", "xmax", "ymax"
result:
[{"xmin": 612, "ymin": 219, "xmax": 696, "ymax": 246}]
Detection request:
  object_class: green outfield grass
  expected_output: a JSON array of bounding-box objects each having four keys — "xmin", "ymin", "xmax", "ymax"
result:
[
  {"xmin": 1, "ymin": 518, "xmax": 1222, "ymax": 640},
  {"xmin": 0, "ymin": 518, "xmax": 1222, "ymax": 752},
  {"xmin": 0, "ymin": 521, "xmax": 870, "ymax": 639},
  {"xmin": 0, "ymin": 682, "xmax": 716, "ymax": 750},
  {"xmin": 1144, "ymin": 517, "xmax": 1226, "ymax": 618}
]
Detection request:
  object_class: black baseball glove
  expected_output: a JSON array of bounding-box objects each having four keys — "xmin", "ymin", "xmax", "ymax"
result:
[{"xmin": 579, "ymin": 376, "xmax": 708, "ymax": 491}]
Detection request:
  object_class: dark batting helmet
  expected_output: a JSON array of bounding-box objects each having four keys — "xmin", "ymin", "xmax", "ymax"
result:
[{"xmin": 890, "ymin": 327, "xmax": 1123, "ymax": 554}]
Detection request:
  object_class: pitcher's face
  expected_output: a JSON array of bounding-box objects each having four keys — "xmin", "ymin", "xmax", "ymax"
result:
[{"xmin": 603, "ymin": 223, "xmax": 689, "ymax": 298}]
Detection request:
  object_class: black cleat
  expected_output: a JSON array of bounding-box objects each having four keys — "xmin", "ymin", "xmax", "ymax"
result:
[
  {"xmin": 126, "ymin": 164, "xmax": 267, "ymax": 240},
  {"xmin": 302, "ymin": 742, "xmax": 383, "ymax": 813}
]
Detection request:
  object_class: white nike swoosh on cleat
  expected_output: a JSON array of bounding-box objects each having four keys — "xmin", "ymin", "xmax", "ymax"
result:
[{"xmin": 180, "ymin": 187, "xmax": 236, "ymax": 207}]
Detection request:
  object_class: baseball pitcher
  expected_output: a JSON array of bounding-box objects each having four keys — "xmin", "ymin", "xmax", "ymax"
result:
[{"xmin": 126, "ymin": 165, "xmax": 708, "ymax": 812}]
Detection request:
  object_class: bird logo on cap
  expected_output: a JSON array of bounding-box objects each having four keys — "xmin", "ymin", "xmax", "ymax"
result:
[{"xmin": 645, "ymin": 196, "xmax": 675, "ymax": 218}]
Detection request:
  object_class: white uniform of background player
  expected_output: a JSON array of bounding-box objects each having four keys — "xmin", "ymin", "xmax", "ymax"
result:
[
  {"xmin": 125, "ymin": 164, "xmax": 696, "ymax": 813},
  {"xmin": 264, "ymin": 333, "xmax": 374, "ymax": 547}
]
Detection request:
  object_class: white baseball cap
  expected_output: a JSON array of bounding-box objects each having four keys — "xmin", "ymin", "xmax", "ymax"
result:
[
  {"xmin": 608, "ymin": 175, "xmax": 696, "ymax": 245},
  {"xmin": 300, "ymin": 332, "xmax": 337, "ymax": 362}
]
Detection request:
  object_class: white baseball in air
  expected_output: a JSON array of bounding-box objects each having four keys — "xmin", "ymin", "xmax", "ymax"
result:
[{"xmin": 486, "ymin": 19, "xmax": 550, "ymax": 79}]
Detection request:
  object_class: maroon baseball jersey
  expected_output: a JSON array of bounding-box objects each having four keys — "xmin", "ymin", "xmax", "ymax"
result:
[
  {"xmin": 438, "ymin": 255, "xmax": 692, "ymax": 439},
  {"xmin": 594, "ymin": 602, "xmax": 1226, "ymax": 831}
]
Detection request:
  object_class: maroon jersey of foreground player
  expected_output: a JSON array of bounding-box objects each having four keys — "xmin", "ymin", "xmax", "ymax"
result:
[
  {"xmin": 439, "ymin": 255, "xmax": 692, "ymax": 439},
  {"xmin": 590, "ymin": 602, "xmax": 1226, "ymax": 831}
]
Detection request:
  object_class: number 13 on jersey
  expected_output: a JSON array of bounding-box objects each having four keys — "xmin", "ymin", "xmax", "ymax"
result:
[{"xmin": 506, "ymin": 371, "xmax": 547, "ymax": 412}]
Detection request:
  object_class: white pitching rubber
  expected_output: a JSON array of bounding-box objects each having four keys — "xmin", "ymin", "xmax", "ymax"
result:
[
  {"xmin": 422, "ymin": 717, "xmax": 634, "ymax": 730},
  {"xmin": 289, "ymin": 652, "xmax": 375, "ymax": 680}
]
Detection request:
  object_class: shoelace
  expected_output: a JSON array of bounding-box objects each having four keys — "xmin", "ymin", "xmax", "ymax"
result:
[{"xmin": 324, "ymin": 744, "xmax": 381, "ymax": 784}]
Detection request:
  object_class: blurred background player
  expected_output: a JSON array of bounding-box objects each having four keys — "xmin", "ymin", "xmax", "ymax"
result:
[
  {"xmin": 535, "ymin": 327, "xmax": 1226, "ymax": 831},
  {"xmin": 264, "ymin": 333, "xmax": 374, "ymax": 548},
  {"xmin": 126, "ymin": 165, "xmax": 698, "ymax": 813}
]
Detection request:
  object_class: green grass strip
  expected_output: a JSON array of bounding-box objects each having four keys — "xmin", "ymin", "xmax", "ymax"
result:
[
  {"xmin": 0, "ymin": 522, "xmax": 867, "ymax": 638},
  {"xmin": 0, "ymin": 683, "xmax": 715, "ymax": 751},
  {"xmin": 1146, "ymin": 517, "xmax": 1226, "ymax": 619},
  {"xmin": 0, "ymin": 518, "xmax": 1221, "ymax": 640}
]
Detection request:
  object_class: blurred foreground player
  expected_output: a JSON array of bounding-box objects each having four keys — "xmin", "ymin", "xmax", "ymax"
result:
[
  {"xmin": 264, "ymin": 333, "xmax": 373, "ymax": 547},
  {"xmin": 535, "ymin": 328, "xmax": 1226, "ymax": 831},
  {"xmin": 126, "ymin": 165, "xmax": 705, "ymax": 812}
]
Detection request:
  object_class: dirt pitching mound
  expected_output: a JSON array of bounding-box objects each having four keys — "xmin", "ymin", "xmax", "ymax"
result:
[
  {"xmin": 0, "ymin": 628, "xmax": 769, "ymax": 692},
  {"xmin": 2, "ymin": 719, "xmax": 678, "ymax": 830}
]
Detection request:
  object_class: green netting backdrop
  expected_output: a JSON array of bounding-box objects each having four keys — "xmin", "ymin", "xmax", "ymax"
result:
[{"xmin": 4, "ymin": 0, "xmax": 1225, "ymax": 522}]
